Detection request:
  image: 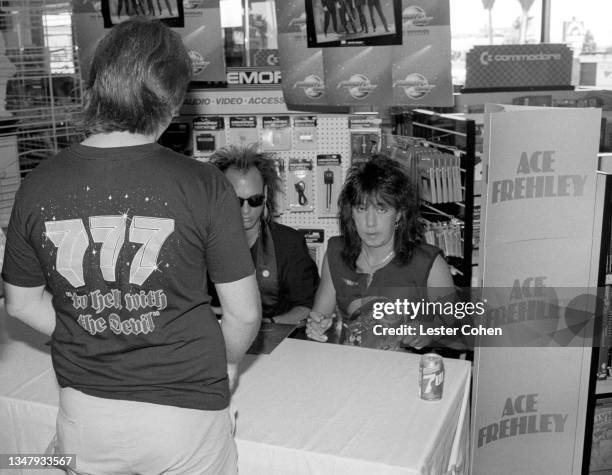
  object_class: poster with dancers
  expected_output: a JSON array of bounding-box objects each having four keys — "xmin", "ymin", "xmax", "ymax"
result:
[
  {"xmin": 101, "ymin": 0, "xmax": 184, "ymax": 27},
  {"xmin": 305, "ymin": 0, "xmax": 401, "ymax": 47}
]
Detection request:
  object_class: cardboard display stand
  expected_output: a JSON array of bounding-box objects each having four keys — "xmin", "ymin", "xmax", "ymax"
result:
[{"xmin": 471, "ymin": 105, "xmax": 602, "ymax": 474}]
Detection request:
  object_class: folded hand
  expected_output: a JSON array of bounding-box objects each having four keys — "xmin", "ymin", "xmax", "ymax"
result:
[{"xmin": 305, "ymin": 310, "xmax": 334, "ymax": 342}]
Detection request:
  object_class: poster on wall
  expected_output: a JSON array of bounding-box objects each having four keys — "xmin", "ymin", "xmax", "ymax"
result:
[
  {"xmin": 101, "ymin": 0, "xmax": 184, "ymax": 27},
  {"xmin": 275, "ymin": 0, "xmax": 328, "ymax": 107},
  {"xmin": 73, "ymin": 0, "xmax": 225, "ymax": 83},
  {"xmin": 471, "ymin": 105, "xmax": 602, "ymax": 474},
  {"xmin": 323, "ymin": 46, "xmax": 392, "ymax": 105},
  {"xmin": 391, "ymin": 28, "xmax": 452, "ymax": 106},
  {"xmin": 275, "ymin": 0, "xmax": 452, "ymax": 107},
  {"xmin": 304, "ymin": 0, "xmax": 402, "ymax": 48}
]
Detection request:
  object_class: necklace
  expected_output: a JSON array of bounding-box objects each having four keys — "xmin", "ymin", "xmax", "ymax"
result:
[{"xmin": 362, "ymin": 249, "xmax": 395, "ymax": 272}]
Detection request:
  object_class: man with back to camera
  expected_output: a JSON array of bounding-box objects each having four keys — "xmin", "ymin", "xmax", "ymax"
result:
[{"xmin": 1, "ymin": 19, "xmax": 260, "ymax": 474}]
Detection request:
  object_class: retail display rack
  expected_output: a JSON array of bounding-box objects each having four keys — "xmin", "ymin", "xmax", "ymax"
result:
[
  {"xmin": 390, "ymin": 109, "xmax": 477, "ymax": 288},
  {"xmin": 584, "ymin": 154, "xmax": 612, "ymax": 473},
  {"xmin": 0, "ymin": 0, "xmax": 83, "ymax": 226}
]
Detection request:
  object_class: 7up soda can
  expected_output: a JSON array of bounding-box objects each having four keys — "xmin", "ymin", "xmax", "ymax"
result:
[{"xmin": 419, "ymin": 353, "xmax": 444, "ymax": 401}]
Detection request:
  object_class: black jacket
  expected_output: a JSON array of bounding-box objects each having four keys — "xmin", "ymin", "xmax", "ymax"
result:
[{"xmin": 208, "ymin": 222, "xmax": 319, "ymax": 319}]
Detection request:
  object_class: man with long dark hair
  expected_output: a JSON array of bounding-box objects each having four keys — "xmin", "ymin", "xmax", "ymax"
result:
[{"xmin": 306, "ymin": 156, "xmax": 466, "ymax": 352}]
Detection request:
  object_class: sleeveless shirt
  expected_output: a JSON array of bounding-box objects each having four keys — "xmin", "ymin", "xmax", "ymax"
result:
[{"xmin": 326, "ymin": 236, "xmax": 442, "ymax": 349}]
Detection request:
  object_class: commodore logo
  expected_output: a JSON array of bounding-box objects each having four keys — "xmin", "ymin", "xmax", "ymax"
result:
[
  {"xmin": 393, "ymin": 73, "xmax": 435, "ymax": 99},
  {"xmin": 188, "ymin": 51, "xmax": 210, "ymax": 75},
  {"xmin": 337, "ymin": 74, "xmax": 377, "ymax": 99},
  {"xmin": 294, "ymin": 75, "xmax": 326, "ymax": 99},
  {"xmin": 479, "ymin": 50, "xmax": 562, "ymax": 66},
  {"xmin": 402, "ymin": 6, "xmax": 433, "ymax": 27}
]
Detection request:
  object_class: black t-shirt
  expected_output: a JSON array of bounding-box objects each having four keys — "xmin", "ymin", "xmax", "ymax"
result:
[{"xmin": 2, "ymin": 143, "xmax": 254, "ymax": 410}]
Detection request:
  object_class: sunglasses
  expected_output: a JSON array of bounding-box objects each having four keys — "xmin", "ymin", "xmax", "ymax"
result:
[{"xmin": 237, "ymin": 194, "xmax": 265, "ymax": 207}]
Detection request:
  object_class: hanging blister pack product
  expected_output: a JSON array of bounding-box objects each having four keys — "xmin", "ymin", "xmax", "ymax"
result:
[
  {"xmin": 262, "ymin": 116, "xmax": 292, "ymax": 151},
  {"xmin": 192, "ymin": 116, "xmax": 225, "ymax": 161},
  {"xmin": 315, "ymin": 154, "xmax": 341, "ymax": 217},
  {"xmin": 228, "ymin": 116, "xmax": 259, "ymax": 148},
  {"xmin": 272, "ymin": 158, "xmax": 286, "ymax": 217},
  {"xmin": 293, "ymin": 116, "xmax": 318, "ymax": 151},
  {"xmin": 350, "ymin": 131, "xmax": 380, "ymax": 164},
  {"xmin": 348, "ymin": 114, "xmax": 382, "ymax": 164},
  {"xmin": 288, "ymin": 158, "xmax": 314, "ymax": 212}
]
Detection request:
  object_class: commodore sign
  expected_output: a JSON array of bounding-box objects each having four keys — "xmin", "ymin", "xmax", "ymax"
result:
[{"xmin": 465, "ymin": 44, "xmax": 573, "ymax": 90}]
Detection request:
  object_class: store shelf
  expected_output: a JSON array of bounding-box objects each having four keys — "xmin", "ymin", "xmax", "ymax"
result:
[
  {"xmin": 0, "ymin": 1, "xmax": 84, "ymax": 226},
  {"xmin": 596, "ymin": 378, "xmax": 612, "ymax": 396},
  {"xmin": 391, "ymin": 109, "xmax": 477, "ymax": 288}
]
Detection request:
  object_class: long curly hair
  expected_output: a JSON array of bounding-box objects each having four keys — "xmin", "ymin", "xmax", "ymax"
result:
[
  {"xmin": 338, "ymin": 154, "xmax": 422, "ymax": 270},
  {"xmin": 210, "ymin": 145, "xmax": 281, "ymax": 225}
]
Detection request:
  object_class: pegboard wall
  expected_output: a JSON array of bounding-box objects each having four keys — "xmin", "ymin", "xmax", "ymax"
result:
[
  {"xmin": 176, "ymin": 112, "xmax": 358, "ymax": 251},
  {"xmin": 271, "ymin": 115, "xmax": 350, "ymax": 239},
  {"xmin": 173, "ymin": 89, "xmax": 386, "ymax": 268}
]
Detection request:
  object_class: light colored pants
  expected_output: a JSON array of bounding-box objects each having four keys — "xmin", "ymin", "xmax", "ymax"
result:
[{"xmin": 54, "ymin": 387, "xmax": 237, "ymax": 475}]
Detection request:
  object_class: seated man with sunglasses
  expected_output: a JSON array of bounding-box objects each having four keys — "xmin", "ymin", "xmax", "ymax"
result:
[{"xmin": 208, "ymin": 146, "xmax": 320, "ymax": 325}]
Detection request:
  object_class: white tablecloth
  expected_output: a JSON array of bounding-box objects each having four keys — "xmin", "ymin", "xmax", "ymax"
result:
[{"xmin": 0, "ymin": 318, "xmax": 471, "ymax": 475}]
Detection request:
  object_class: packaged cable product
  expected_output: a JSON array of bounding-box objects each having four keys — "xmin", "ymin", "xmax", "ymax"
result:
[
  {"xmin": 315, "ymin": 154, "xmax": 341, "ymax": 217},
  {"xmin": 192, "ymin": 116, "xmax": 225, "ymax": 161},
  {"xmin": 228, "ymin": 116, "xmax": 259, "ymax": 148},
  {"xmin": 293, "ymin": 116, "xmax": 318, "ymax": 151},
  {"xmin": 288, "ymin": 158, "xmax": 314, "ymax": 212}
]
